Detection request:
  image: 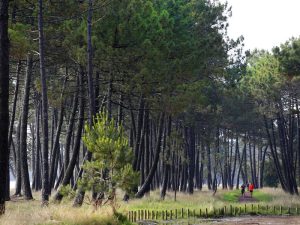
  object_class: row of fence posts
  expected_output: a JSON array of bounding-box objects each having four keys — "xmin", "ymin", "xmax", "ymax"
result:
[{"xmin": 127, "ymin": 205, "xmax": 300, "ymax": 222}]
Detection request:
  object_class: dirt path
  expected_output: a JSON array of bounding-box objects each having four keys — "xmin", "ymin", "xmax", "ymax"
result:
[
  {"xmin": 206, "ymin": 216, "xmax": 300, "ymax": 225},
  {"xmin": 239, "ymin": 192, "xmax": 257, "ymax": 202},
  {"xmin": 150, "ymin": 216, "xmax": 300, "ymax": 225}
]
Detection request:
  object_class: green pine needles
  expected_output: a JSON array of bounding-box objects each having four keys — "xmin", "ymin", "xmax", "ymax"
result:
[{"xmin": 79, "ymin": 112, "xmax": 139, "ymax": 209}]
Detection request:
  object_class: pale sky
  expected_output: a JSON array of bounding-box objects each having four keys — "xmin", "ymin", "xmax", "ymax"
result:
[{"xmin": 221, "ymin": 0, "xmax": 300, "ymax": 51}]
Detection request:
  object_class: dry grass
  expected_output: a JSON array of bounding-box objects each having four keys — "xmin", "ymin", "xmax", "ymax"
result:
[
  {"xmin": 1, "ymin": 188, "xmax": 300, "ymax": 225},
  {"xmin": 1, "ymin": 192, "xmax": 125, "ymax": 225},
  {"xmin": 259, "ymin": 187, "xmax": 300, "ymax": 207}
]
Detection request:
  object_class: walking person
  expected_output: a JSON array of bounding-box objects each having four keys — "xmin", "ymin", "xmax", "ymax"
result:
[
  {"xmin": 249, "ymin": 182, "xmax": 254, "ymax": 198},
  {"xmin": 241, "ymin": 183, "xmax": 246, "ymax": 197}
]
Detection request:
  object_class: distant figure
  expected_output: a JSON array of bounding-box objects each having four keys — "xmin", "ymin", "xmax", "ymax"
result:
[
  {"xmin": 123, "ymin": 193, "xmax": 129, "ymax": 203},
  {"xmin": 249, "ymin": 183, "xmax": 254, "ymax": 198},
  {"xmin": 241, "ymin": 184, "xmax": 246, "ymax": 197},
  {"xmin": 246, "ymin": 182, "xmax": 249, "ymax": 191}
]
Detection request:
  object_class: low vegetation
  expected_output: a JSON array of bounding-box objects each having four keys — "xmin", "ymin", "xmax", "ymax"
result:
[
  {"xmin": 121, "ymin": 188, "xmax": 300, "ymax": 214},
  {"xmin": 2, "ymin": 188, "xmax": 300, "ymax": 225}
]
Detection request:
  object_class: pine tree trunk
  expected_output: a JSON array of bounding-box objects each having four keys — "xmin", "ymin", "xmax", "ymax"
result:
[
  {"xmin": 188, "ymin": 126, "xmax": 195, "ymax": 194},
  {"xmin": 135, "ymin": 112, "xmax": 165, "ymax": 198},
  {"xmin": 49, "ymin": 78, "xmax": 66, "ymax": 190},
  {"xmin": 160, "ymin": 116, "xmax": 171, "ymax": 199},
  {"xmin": 14, "ymin": 116, "xmax": 22, "ymax": 196},
  {"xmin": 207, "ymin": 143, "xmax": 212, "ymax": 190},
  {"xmin": 73, "ymin": 0, "xmax": 96, "ymax": 206},
  {"xmin": 0, "ymin": 0, "xmax": 9, "ymax": 213},
  {"xmin": 34, "ymin": 101, "xmax": 42, "ymax": 191},
  {"xmin": 38, "ymin": 0, "xmax": 50, "ymax": 204},
  {"xmin": 6, "ymin": 60, "xmax": 21, "ymax": 200},
  {"xmin": 55, "ymin": 69, "xmax": 84, "ymax": 202},
  {"xmin": 64, "ymin": 82, "xmax": 79, "ymax": 175},
  {"xmin": 19, "ymin": 54, "xmax": 33, "ymax": 200}
]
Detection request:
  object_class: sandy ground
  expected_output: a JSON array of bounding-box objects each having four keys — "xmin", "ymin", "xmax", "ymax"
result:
[
  {"xmin": 206, "ymin": 216, "xmax": 300, "ymax": 224},
  {"xmin": 152, "ymin": 216, "xmax": 300, "ymax": 225},
  {"xmin": 177, "ymin": 216, "xmax": 300, "ymax": 225}
]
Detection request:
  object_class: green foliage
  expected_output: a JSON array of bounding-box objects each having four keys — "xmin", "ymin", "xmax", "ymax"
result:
[
  {"xmin": 273, "ymin": 37, "xmax": 300, "ymax": 77},
  {"xmin": 79, "ymin": 112, "xmax": 139, "ymax": 197},
  {"xmin": 58, "ymin": 185, "xmax": 76, "ymax": 200},
  {"xmin": 8, "ymin": 23, "xmax": 31, "ymax": 59}
]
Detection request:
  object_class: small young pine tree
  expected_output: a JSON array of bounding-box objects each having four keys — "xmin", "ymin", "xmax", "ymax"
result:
[{"xmin": 79, "ymin": 112, "xmax": 139, "ymax": 211}]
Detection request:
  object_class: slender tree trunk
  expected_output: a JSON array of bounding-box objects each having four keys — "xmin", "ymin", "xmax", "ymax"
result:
[
  {"xmin": 133, "ymin": 96, "xmax": 145, "ymax": 171},
  {"xmin": 14, "ymin": 116, "xmax": 22, "ymax": 196},
  {"xmin": 117, "ymin": 94, "xmax": 123, "ymax": 126},
  {"xmin": 55, "ymin": 69, "xmax": 84, "ymax": 202},
  {"xmin": 64, "ymin": 82, "xmax": 79, "ymax": 175},
  {"xmin": 230, "ymin": 136, "xmax": 238, "ymax": 189},
  {"xmin": 207, "ymin": 143, "xmax": 212, "ymax": 190},
  {"xmin": 49, "ymin": 78, "xmax": 66, "ymax": 189},
  {"xmin": 160, "ymin": 116, "xmax": 171, "ymax": 199},
  {"xmin": 135, "ymin": 112, "xmax": 165, "ymax": 198},
  {"xmin": 73, "ymin": 0, "xmax": 96, "ymax": 206},
  {"xmin": 34, "ymin": 101, "xmax": 42, "ymax": 191},
  {"xmin": 38, "ymin": 0, "xmax": 50, "ymax": 204},
  {"xmin": 188, "ymin": 126, "xmax": 195, "ymax": 194},
  {"xmin": 264, "ymin": 116, "xmax": 287, "ymax": 191},
  {"xmin": 19, "ymin": 54, "xmax": 33, "ymax": 200},
  {"xmin": 6, "ymin": 60, "xmax": 21, "ymax": 200},
  {"xmin": 0, "ymin": 0, "xmax": 9, "ymax": 213}
]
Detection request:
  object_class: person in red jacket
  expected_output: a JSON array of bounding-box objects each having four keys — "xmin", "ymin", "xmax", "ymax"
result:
[{"xmin": 249, "ymin": 183, "xmax": 254, "ymax": 198}]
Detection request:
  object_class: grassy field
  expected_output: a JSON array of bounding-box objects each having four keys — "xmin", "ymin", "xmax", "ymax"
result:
[
  {"xmin": 1, "ymin": 188, "xmax": 300, "ymax": 225},
  {"xmin": 121, "ymin": 187, "xmax": 300, "ymax": 212}
]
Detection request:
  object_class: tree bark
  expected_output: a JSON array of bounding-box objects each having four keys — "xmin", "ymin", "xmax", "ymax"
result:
[
  {"xmin": 38, "ymin": 0, "xmax": 50, "ymax": 204},
  {"xmin": 160, "ymin": 116, "xmax": 171, "ymax": 199},
  {"xmin": 135, "ymin": 112, "xmax": 165, "ymax": 198},
  {"xmin": 49, "ymin": 78, "xmax": 67, "ymax": 190},
  {"xmin": 19, "ymin": 54, "xmax": 33, "ymax": 200},
  {"xmin": 0, "ymin": 0, "xmax": 9, "ymax": 214},
  {"xmin": 64, "ymin": 81, "xmax": 79, "ymax": 175},
  {"xmin": 54, "ymin": 69, "xmax": 84, "ymax": 202},
  {"xmin": 73, "ymin": 0, "xmax": 96, "ymax": 206},
  {"xmin": 187, "ymin": 126, "xmax": 195, "ymax": 194},
  {"xmin": 6, "ymin": 60, "xmax": 21, "ymax": 200}
]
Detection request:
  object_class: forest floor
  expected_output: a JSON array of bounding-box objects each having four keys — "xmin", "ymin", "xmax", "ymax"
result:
[{"xmin": 1, "ymin": 188, "xmax": 300, "ymax": 225}]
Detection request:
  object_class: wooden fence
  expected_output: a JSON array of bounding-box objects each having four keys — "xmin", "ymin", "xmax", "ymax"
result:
[{"xmin": 127, "ymin": 204, "xmax": 300, "ymax": 222}]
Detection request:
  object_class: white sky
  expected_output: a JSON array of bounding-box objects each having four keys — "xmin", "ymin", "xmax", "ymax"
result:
[{"xmin": 221, "ymin": 0, "xmax": 300, "ymax": 51}]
